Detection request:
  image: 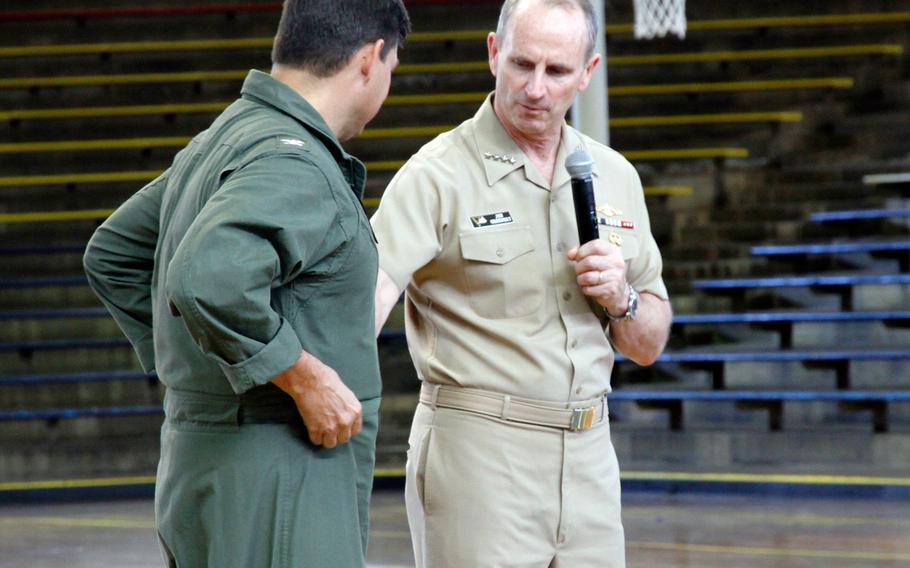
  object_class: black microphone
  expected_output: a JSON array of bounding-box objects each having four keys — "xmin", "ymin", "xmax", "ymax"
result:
[{"xmin": 566, "ymin": 148, "xmax": 598, "ymax": 245}]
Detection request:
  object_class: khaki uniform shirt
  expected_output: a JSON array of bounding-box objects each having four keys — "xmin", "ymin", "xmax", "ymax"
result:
[{"xmin": 372, "ymin": 95, "xmax": 667, "ymax": 402}]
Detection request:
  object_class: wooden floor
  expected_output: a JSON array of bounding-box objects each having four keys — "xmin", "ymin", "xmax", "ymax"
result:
[{"xmin": 0, "ymin": 490, "xmax": 909, "ymax": 567}]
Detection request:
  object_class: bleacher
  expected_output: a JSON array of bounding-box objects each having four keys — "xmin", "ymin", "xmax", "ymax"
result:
[{"xmin": 1, "ymin": 0, "xmax": 909, "ymax": 482}]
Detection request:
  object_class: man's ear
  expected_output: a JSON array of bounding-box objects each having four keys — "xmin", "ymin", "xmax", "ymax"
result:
[
  {"xmin": 487, "ymin": 32, "xmax": 499, "ymax": 77},
  {"xmin": 360, "ymin": 39, "xmax": 386, "ymax": 80},
  {"xmin": 577, "ymin": 53, "xmax": 602, "ymax": 92}
]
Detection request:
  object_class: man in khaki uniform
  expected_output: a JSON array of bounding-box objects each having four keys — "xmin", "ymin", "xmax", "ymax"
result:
[{"xmin": 372, "ymin": 0, "xmax": 672, "ymax": 565}]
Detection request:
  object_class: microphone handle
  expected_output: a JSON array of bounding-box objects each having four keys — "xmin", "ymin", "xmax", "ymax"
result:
[{"xmin": 571, "ymin": 176, "xmax": 599, "ymax": 245}]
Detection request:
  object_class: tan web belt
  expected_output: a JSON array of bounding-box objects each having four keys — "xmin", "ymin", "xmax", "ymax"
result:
[{"xmin": 419, "ymin": 383, "xmax": 606, "ymax": 432}]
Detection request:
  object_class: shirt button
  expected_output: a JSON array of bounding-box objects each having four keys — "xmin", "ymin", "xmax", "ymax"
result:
[
  {"xmin": 556, "ymin": 242, "xmax": 565, "ymax": 252},
  {"xmin": 570, "ymin": 339, "xmax": 578, "ymax": 348},
  {"xmin": 495, "ymin": 248, "xmax": 504, "ymax": 257},
  {"xmin": 562, "ymin": 291, "xmax": 571, "ymax": 301},
  {"xmin": 576, "ymin": 387, "xmax": 583, "ymax": 395}
]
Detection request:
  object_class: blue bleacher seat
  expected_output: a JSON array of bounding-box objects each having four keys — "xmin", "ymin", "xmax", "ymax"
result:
[
  {"xmin": 0, "ymin": 370, "xmax": 152, "ymax": 386},
  {"xmin": 609, "ymin": 389, "xmax": 910, "ymax": 432},
  {"xmin": 692, "ymin": 273, "xmax": 910, "ymax": 310},
  {"xmin": 0, "ymin": 405, "xmax": 162, "ymax": 422},
  {"xmin": 615, "ymin": 348, "xmax": 910, "ymax": 390},
  {"xmin": 810, "ymin": 208, "xmax": 910, "ymax": 222},
  {"xmin": 751, "ymin": 241, "xmax": 910, "ymax": 256}
]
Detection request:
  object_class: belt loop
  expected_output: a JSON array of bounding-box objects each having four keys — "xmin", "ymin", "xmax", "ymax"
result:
[
  {"xmin": 601, "ymin": 394, "xmax": 607, "ymax": 422},
  {"xmin": 500, "ymin": 395, "xmax": 512, "ymax": 420},
  {"xmin": 429, "ymin": 384, "xmax": 441, "ymax": 410}
]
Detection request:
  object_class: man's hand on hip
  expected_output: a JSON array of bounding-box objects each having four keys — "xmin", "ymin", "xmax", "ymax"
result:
[
  {"xmin": 568, "ymin": 239, "xmax": 629, "ymax": 316},
  {"xmin": 271, "ymin": 351, "xmax": 362, "ymax": 448}
]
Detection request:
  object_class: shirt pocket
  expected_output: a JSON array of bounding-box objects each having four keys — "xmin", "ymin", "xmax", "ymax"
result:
[
  {"xmin": 597, "ymin": 226, "xmax": 641, "ymax": 261},
  {"xmin": 458, "ymin": 225, "xmax": 543, "ymax": 319}
]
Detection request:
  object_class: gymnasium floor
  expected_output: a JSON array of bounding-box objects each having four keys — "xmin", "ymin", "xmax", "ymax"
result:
[{"xmin": 1, "ymin": 490, "xmax": 909, "ymax": 567}]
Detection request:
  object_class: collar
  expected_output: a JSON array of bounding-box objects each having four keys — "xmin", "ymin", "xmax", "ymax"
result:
[
  {"xmin": 240, "ymin": 70, "xmax": 365, "ymax": 198},
  {"xmin": 240, "ymin": 70, "xmax": 344, "ymax": 156},
  {"xmin": 471, "ymin": 93, "xmax": 599, "ymax": 191}
]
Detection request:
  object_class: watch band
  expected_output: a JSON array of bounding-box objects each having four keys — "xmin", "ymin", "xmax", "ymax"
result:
[{"xmin": 606, "ymin": 283, "xmax": 638, "ymax": 321}]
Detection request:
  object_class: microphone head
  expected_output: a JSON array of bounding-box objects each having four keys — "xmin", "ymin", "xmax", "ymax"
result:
[{"xmin": 565, "ymin": 148, "xmax": 593, "ymax": 178}]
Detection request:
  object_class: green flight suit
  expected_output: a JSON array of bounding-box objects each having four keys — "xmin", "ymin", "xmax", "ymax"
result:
[{"xmin": 84, "ymin": 70, "xmax": 381, "ymax": 567}]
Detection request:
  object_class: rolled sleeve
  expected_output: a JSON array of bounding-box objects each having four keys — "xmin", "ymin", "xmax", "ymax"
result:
[{"xmin": 219, "ymin": 317, "xmax": 302, "ymax": 391}]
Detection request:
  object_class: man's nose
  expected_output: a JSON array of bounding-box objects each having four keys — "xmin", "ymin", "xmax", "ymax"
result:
[{"xmin": 525, "ymin": 71, "xmax": 546, "ymax": 99}]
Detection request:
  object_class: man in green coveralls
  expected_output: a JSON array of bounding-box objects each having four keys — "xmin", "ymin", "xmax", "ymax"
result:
[{"xmin": 83, "ymin": 1, "xmax": 410, "ymax": 566}]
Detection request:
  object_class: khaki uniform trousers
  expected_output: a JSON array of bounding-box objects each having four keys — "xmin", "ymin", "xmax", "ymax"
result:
[
  {"xmin": 155, "ymin": 390, "xmax": 380, "ymax": 568},
  {"xmin": 405, "ymin": 394, "xmax": 625, "ymax": 567}
]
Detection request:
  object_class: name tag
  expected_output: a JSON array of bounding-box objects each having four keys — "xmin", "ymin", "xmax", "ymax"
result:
[{"xmin": 471, "ymin": 211, "xmax": 514, "ymax": 228}]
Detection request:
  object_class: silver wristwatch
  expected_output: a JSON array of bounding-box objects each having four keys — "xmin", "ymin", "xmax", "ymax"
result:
[{"xmin": 606, "ymin": 283, "xmax": 638, "ymax": 321}]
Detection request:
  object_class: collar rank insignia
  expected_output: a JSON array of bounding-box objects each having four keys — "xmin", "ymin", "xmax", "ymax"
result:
[
  {"xmin": 279, "ymin": 138, "xmax": 306, "ymax": 148},
  {"xmin": 471, "ymin": 211, "xmax": 514, "ymax": 228},
  {"xmin": 483, "ymin": 152, "xmax": 517, "ymax": 165}
]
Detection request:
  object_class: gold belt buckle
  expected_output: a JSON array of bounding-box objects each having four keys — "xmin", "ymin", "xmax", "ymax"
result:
[{"xmin": 569, "ymin": 406, "xmax": 596, "ymax": 431}]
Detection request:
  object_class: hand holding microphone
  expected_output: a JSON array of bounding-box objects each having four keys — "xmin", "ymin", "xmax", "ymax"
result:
[
  {"xmin": 565, "ymin": 149, "xmax": 632, "ymax": 318},
  {"xmin": 566, "ymin": 148, "xmax": 599, "ymax": 245}
]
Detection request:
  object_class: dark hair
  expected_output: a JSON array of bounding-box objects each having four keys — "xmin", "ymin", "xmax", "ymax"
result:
[{"xmin": 271, "ymin": 0, "xmax": 410, "ymax": 77}]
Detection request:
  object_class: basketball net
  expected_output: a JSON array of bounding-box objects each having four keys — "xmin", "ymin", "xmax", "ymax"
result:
[{"xmin": 633, "ymin": 0, "xmax": 687, "ymax": 39}]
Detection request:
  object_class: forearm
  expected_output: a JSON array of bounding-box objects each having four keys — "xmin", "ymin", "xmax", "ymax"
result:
[
  {"xmin": 608, "ymin": 291, "xmax": 672, "ymax": 366},
  {"xmin": 374, "ymin": 268, "xmax": 402, "ymax": 337},
  {"xmin": 84, "ymin": 178, "xmax": 165, "ymax": 370},
  {"xmin": 271, "ymin": 349, "xmax": 362, "ymax": 448}
]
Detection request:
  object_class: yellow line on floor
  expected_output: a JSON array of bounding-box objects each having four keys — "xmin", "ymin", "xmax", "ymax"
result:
[
  {"xmin": 627, "ymin": 540, "xmax": 910, "ymax": 562},
  {"xmin": 622, "ymin": 470, "xmax": 910, "ymax": 486},
  {"xmin": 4, "ymin": 470, "xmax": 910, "ymax": 494},
  {"xmin": 623, "ymin": 505, "xmax": 910, "ymax": 528},
  {"xmin": 367, "ymin": 529, "xmax": 411, "ymax": 540},
  {"xmin": 0, "ymin": 516, "xmax": 153, "ymax": 530},
  {"xmin": 0, "ymin": 475, "xmax": 155, "ymax": 492},
  {"xmin": 374, "ymin": 468, "xmax": 406, "ymax": 478}
]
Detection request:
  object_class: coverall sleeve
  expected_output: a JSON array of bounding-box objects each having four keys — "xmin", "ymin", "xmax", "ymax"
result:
[
  {"xmin": 83, "ymin": 172, "xmax": 168, "ymax": 372},
  {"xmin": 165, "ymin": 153, "xmax": 339, "ymax": 394}
]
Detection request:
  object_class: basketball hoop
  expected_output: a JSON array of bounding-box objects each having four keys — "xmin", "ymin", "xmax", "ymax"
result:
[{"xmin": 633, "ymin": 0, "xmax": 687, "ymax": 39}]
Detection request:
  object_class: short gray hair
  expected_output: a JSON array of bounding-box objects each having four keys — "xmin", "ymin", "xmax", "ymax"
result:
[{"xmin": 495, "ymin": 0, "xmax": 598, "ymax": 61}]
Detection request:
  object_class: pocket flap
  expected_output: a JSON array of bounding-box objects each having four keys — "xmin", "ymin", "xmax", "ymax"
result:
[
  {"xmin": 460, "ymin": 225, "xmax": 535, "ymax": 265},
  {"xmin": 619, "ymin": 233, "xmax": 640, "ymax": 260}
]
